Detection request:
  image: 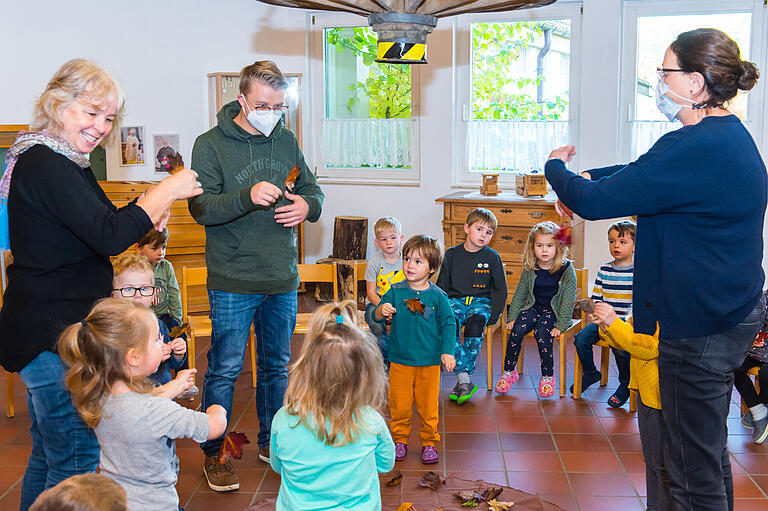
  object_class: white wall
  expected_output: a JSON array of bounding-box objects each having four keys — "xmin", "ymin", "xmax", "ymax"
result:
[{"xmin": 3, "ymin": 0, "xmax": 766, "ymax": 280}]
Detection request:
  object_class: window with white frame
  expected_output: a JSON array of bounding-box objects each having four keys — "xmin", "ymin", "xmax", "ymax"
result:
[
  {"xmin": 310, "ymin": 14, "xmax": 420, "ymax": 185},
  {"xmin": 453, "ymin": 2, "xmax": 581, "ymax": 187},
  {"xmin": 620, "ymin": 0, "xmax": 765, "ymax": 161}
]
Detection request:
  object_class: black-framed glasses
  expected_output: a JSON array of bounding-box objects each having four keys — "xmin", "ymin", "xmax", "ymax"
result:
[
  {"xmin": 657, "ymin": 67, "xmax": 686, "ymax": 80},
  {"xmin": 113, "ymin": 285, "xmax": 161, "ymax": 298},
  {"xmin": 251, "ymin": 104, "xmax": 289, "ymax": 112}
]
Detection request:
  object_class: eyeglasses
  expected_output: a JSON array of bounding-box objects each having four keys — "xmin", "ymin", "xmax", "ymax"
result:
[
  {"xmin": 657, "ymin": 67, "xmax": 686, "ymax": 80},
  {"xmin": 113, "ymin": 286, "xmax": 161, "ymax": 298},
  {"xmin": 251, "ymin": 104, "xmax": 289, "ymax": 112}
]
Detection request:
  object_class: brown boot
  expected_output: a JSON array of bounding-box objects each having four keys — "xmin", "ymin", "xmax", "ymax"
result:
[{"xmin": 203, "ymin": 456, "xmax": 239, "ymax": 491}]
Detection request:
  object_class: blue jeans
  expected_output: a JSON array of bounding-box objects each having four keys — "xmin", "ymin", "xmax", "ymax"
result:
[
  {"xmin": 364, "ymin": 302, "xmax": 389, "ymax": 362},
  {"xmin": 18, "ymin": 351, "xmax": 100, "ymax": 511},
  {"xmin": 201, "ymin": 290, "xmax": 296, "ymax": 454},
  {"xmin": 574, "ymin": 322, "xmax": 631, "ymax": 390},
  {"xmin": 659, "ymin": 294, "xmax": 765, "ymax": 511}
]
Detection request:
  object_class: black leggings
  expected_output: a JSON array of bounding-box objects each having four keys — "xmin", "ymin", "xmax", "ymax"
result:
[
  {"xmin": 733, "ymin": 356, "xmax": 768, "ymax": 408},
  {"xmin": 504, "ymin": 308, "xmax": 557, "ymax": 376}
]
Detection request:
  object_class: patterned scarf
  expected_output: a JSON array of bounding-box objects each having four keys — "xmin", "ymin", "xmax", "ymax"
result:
[{"xmin": 0, "ymin": 130, "xmax": 91, "ymax": 201}]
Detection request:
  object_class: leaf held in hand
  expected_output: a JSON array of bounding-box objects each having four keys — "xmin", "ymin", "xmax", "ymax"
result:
[
  {"xmin": 488, "ymin": 498, "xmax": 515, "ymax": 510},
  {"xmin": 385, "ymin": 470, "xmax": 403, "ymax": 487},
  {"xmin": 418, "ymin": 471, "xmax": 445, "ymax": 490},
  {"xmin": 574, "ymin": 298, "xmax": 595, "ymax": 313},
  {"xmin": 216, "ymin": 431, "xmax": 250, "ymax": 465},
  {"xmin": 554, "ymin": 224, "xmax": 572, "ymax": 246},
  {"xmin": 168, "ymin": 322, "xmax": 190, "ymax": 339},
  {"xmin": 405, "ymin": 298, "xmax": 425, "ymax": 316},
  {"xmin": 284, "ymin": 164, "xmax": 300, "ymax": 192}
]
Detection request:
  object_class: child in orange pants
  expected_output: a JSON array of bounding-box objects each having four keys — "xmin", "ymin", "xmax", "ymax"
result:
[{"xmin": 376, "ymin": 235, "xmax": 456, "ymax": 465}]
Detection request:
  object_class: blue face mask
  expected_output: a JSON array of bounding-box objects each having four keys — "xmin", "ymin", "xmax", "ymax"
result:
[{"xmin": 655, "ymin": 80, "xmax": 696, "ymax": 122}]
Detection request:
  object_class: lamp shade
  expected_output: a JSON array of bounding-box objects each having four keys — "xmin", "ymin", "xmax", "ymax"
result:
[{"xmin": 256, "ymin": 0, "xmax": 557, "ymax": 63}]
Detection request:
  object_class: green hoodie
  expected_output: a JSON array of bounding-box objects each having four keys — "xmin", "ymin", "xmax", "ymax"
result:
[{"xmin": 190, "ymin": 101, "xmax": 324, "ymax": 294}]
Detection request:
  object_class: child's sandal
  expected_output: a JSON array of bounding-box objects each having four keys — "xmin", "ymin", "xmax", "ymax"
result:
[{"xmin": 494, "ymin": 371, "xmax": 519, "ymax": 394}]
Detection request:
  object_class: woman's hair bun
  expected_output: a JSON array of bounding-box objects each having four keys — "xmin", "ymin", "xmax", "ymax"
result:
[{"xmin": 738, "ymin": 60, "xmax": 759, "ymax": 91}]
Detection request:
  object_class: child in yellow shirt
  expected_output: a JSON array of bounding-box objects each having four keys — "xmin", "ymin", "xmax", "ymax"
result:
[{"xmin": 592, "ymin": 302, "xmax": 671, "ymax": 511}]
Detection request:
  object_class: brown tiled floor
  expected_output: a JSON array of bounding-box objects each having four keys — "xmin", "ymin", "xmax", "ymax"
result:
[{"xmin": 2, "ymin": 307, "xmax": 768, "ymax": 510}]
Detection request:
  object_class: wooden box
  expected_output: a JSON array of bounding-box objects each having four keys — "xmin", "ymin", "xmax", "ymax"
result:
[{"xmin": 515, "ymin": 171, "xmax": 547, "ymax": 198}]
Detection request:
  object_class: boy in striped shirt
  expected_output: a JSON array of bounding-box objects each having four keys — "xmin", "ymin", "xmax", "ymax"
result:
[{"xmin": 571, "ymin": 220, "xmax": 636, "ymax": 407}]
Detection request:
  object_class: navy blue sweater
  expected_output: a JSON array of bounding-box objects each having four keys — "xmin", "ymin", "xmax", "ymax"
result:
[{"xmin": 545, "ymin": 115, "xmax": 766, "ymax": 338}]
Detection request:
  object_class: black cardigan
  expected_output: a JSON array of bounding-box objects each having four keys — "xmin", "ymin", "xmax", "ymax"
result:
[{"xmin": 0, "ymin": 145, "xmax": 153, "ymax": 372}]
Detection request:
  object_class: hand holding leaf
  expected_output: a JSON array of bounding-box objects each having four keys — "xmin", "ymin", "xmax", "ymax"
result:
[{"xmin": 217, "ymin": 431, "xmax": 251, "ymax": 465}]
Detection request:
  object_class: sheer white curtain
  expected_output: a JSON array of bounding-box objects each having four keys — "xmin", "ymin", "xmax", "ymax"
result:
[
  {"xmin": 322, "ymin": 118, "xmax": 412, "ymax": 169},
  {"xmin": 466, "ymin": 120, "xmax": 569, "ymax": 172},
  {"xmin": 631, "ymin": 120, "xmax": 681, "ymax": 160}
]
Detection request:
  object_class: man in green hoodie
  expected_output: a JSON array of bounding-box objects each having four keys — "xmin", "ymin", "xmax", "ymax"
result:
[{"xmin": 190, "ymin": 60, "xmax": 324, "ymax": 492}]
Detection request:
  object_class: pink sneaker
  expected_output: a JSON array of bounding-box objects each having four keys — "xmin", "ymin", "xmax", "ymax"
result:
[
  {"xmin": 394, "ymin": 442, "xmax": 408, "ymax": 461},
  {"xmin": 421, "ymin": 445, "xmax": 439, "ymax": 464},
  {"xmin": 494, "ymin": 371, "xmax": 519, "ymax": 393},
  {"xmin": 538, "ymin": 376, "xmax": 555, "ymax": 398}
]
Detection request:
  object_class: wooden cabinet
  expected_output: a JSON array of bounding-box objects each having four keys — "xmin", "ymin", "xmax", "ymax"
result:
[{"xmin": 436, "ymin": 190, "xmax": 580, "ymax": 301}]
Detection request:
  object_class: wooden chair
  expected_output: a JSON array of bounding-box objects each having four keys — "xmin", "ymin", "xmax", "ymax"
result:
[
  {"xmin": 490, "ymin": 268, "xmax": 588, "ymax": 398},
  {"xmin": 740, "ymin": 366, "xmax": 762, "ymax": 415},
  {"xmin": 182, "ymin": 266, "xmax": 257, "ymax": 388},
  {"xmin": 293, "ymin": 262, "xmax": 339, "ymax": 334}
]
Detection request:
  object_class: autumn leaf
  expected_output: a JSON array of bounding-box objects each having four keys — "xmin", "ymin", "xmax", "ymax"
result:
[
  {"xmin": 396, "ymin": 504, "xmax": 414, "ymax": 511},
  {"xmin": 168, "ymin": 322, "xmax": 190, "ymax": 339},
  {"xmin": 385, "ymin": 470, "xmax": 403, "ymax": 487},
  {"xmin": 574, "ymin": 298, "xmax": 595, "ymax": 314},
  {"xmin": 405, "ymin": 298, "xmax": 425, "ymax": 316},
  {"xmin": 167, "ymin": 152, "xmax": 185, "ymax": 173},
  {"xmin": 418, "ymin": 471, "xmax": 445, "ymax": 490},
  {"xmin": 284, "ymin": 164, "xmax": 300, "ymax": 192},
  {"xmin": 486, "ymin": 487, "xmax": 503, "ymax": 501},
  {"xmin": 554, "ymin": 224, "xmax": 572, "ymax": 246},
  {"xmin": 216, "ymin": 431, "xmax": 250, "ymax": 464},
  {"xmin": 488, "ymin": 498, "xmax": 515, "ymax": 510}
]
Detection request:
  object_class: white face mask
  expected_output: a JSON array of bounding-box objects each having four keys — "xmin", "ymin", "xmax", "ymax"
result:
[
  {"xmin": 655, "ymin": 79, "xmax": 697, "ymax": 122},
  {"xmin": 240, "ymin": 95, "xmax": 282, "ymax": 136}
]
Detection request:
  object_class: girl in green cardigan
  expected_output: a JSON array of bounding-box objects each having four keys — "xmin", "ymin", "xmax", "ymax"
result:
[{"xmin": 495, "ymin": 221, "xmax": 576, "ymax": 398}]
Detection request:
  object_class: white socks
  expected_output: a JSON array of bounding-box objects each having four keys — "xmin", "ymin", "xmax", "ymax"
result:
[
  {"xmin": 750, "ymin": 403, "xmax": 767, "ymax": 421},
  {"xmin": 457, "ymin": 372, "xmax": 470, "ymax": 384}
]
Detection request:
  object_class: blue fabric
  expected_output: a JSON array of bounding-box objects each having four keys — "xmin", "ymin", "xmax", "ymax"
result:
[
  {"xmin": 545, "ymin": 115, "xmax": 766, "ymax": 338},
  {"xmin": 270, "ymin": 407, "xmax": 395, "ymax": 511},
  {"xmin": 449, "ymin": 297, "xmax": 491, "ymax": 375},
  {"xmin": 201, "ymin": 289, "xmax": 296, "ymax": 453},
  {"xmin": 18, "ymin": 351, "xmax": 100, "ymax": 511},
  {"xmin": 574, "ymin": 323, "xmax": 631, "ymax": 389},
  {"xmin": 533, "ymin": 267, "xmax": 564, "ymax": 313}
]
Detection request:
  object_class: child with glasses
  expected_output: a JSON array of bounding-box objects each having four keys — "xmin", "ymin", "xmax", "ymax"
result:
[
  {"xmin": 136, "ymin": 228, "xmax": 183, "ymax": 336},
  {"xmin": 112, "ymin": 254, "xmax": 191, "ymax": 393}
]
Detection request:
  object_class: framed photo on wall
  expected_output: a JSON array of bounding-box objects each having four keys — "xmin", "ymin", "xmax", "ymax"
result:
[
  {"xmin": 120, "ymin": 126, "xmax": 145, "ymax": 166},
  {"xmin": 153, "ymin": 134, "xmax": 181, "ymax": 172}
]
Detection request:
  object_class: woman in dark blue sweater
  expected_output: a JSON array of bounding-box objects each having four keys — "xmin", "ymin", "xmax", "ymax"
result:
[{"xmin": 545, "ymin": 29, "xmax": 765, "ymax": 511}]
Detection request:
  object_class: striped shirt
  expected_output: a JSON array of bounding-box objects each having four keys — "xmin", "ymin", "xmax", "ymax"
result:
[{"xmin": 591, "ymin": 262, "xmax": 633, "ymax": 317}]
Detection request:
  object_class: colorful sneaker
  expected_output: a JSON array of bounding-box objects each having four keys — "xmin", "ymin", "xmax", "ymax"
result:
[
  {"xmin": 742, "ymin": 411, "xmax": 755, "ymax": 430},
  {"xmin": 449, "ymin": 382, "xmax": 461, "ymax": 401},
  {"xmin": 538, "ymin": 376, "xmax": 555, "ymax": 398},
  {"xmin": 421, "ymin": 445, "xmax": 439, "ymax": 464},
  {"xmin": 395, "ymin": 442, "xmax": 408, "ymax": 461},
  {"xmin": 494, "ymin": 371, "xmax": 519, "ymax": 394},
  {"xmin": 753, "ymin": 416, "xmax": 768, "ymax": 445},
  {"xmin": 456, "ymin": 382, "xmax": 478, "ymax": 405}
]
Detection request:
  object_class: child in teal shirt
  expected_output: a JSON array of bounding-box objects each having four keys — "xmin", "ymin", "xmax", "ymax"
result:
[{"xmin": 270, "ymin": 303, "xmax": 394, "ymax": 511}]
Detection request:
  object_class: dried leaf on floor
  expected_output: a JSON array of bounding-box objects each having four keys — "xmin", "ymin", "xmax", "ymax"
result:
[
  {"xmin": 385, "ymin": 470, "xmax": 404, "ymax": 487},
  {"xmin": 418, "ymin": 471, "xmax": 446, "ymax": 490},
  {"xmin": 488, "ymin": 498, "xmax": 515, "ymax": 510}
]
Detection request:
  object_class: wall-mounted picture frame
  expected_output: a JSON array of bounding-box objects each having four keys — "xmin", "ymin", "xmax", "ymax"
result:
[
  {"xmin": 120, "ymin": 126, "xmax": 146, "ymax": 166},
  {"xmin": 153, "ymin": 134, "xmax": 180, "ymax": 172}
]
